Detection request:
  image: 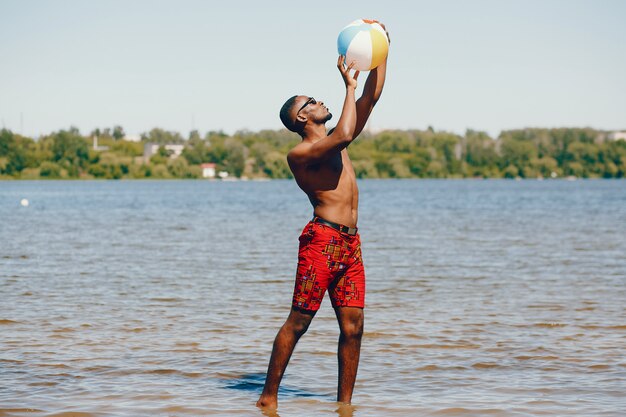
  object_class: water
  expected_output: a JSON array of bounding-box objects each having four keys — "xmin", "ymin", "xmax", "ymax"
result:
[{"xmin": 1, "ymin": 179, "xmax": 625, "ymax": 417}]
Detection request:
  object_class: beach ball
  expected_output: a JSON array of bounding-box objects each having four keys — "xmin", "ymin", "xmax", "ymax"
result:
[{"xmin": 337, "ymin": 19, "xmax": 389, "ymax": 71}]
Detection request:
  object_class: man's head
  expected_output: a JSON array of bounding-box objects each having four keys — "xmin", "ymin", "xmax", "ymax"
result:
[{"xmin": 279, "ymin": 95, "xmax": 332, "ymax": 133}]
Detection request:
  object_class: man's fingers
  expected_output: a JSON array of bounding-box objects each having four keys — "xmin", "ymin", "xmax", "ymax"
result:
[
  {"xmin": 347, "ymin": 61, "xmax": 356, "ymax": 71},
  {"xmin": 337, "ymin": 55, "xmax": 343, "ymax": 68}
]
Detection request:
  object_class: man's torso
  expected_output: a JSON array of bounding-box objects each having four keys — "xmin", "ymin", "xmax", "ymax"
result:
[{"xmin": 290, "ymin": 148, "xmax": 359, "ymax": 228}]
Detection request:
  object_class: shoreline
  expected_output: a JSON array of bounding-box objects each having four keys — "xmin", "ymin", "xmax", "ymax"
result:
[{"xmin": 1, "ymin": 176, "xmax": 624, "ymax": 182}]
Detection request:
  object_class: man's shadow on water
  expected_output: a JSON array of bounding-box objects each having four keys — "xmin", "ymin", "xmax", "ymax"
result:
[
  {"xmin": 222, "ymin": 372, "xmax": 331, "ymax": 399},
  {"xmin": 222, "ymin": 373, "xmax": 355, "ymax": 416}
]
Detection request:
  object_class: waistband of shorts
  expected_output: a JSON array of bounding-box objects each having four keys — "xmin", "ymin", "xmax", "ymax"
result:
[{"xmin": 311, "ymin": 216, "xmax": 358, "ymax": 236}]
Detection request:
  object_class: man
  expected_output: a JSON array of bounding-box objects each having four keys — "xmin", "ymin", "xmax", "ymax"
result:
[{"xmin": 257, "ymin": 30, "xmax": 388, "ymax": 410}]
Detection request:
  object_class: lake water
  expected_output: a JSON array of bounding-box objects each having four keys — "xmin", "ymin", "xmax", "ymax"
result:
[{"xmin": 1, "ymin": 179, "xmax": 625, "ymax": 417}]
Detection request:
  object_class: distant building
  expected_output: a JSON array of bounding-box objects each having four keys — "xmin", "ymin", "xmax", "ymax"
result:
[
  {"xmin": 123, "ymin": 134, "xmax": 142, "ymax": 142},
  {"xmin": 143, "ymin": 142, "xmax": 185, "ymax": 163},
  {"xmin": 92, "ymin": 135, "xmax": 109, "ymax": 151},
  {"xmin": 454, "ymin": 142, "xmax": 463, "ymax": 160},
  {"xmin": 201, "ymin": 163, "xmax": 216, "ymax": 178},
  {"xmin": 608, "ymin": 131, "xmax": 626, "ymax": 141}
]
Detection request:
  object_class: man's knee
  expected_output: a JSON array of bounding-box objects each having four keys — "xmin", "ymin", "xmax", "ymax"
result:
[
  {"xmin": 284, "ymin": 308, "xmax": 315, "ymax": 336},
  {"xmin": 285, "ymin": 319, "xmax": 311, "ymax": 336},
  {"xmin": 339, "ymin": 311, "xmax": 364, "ymax": 339},
  {"xmin": 340, "ymin": 322, "xmax": 363, "ymax": 339}
]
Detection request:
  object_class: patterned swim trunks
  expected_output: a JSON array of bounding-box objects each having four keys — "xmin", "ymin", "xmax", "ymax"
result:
[{"xmin": 292, "ymin": 218, "xmax": 365, "ymax": 311}]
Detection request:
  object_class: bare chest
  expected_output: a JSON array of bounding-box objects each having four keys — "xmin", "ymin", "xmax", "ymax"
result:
[{"xmin": 307, "ymin": 151, "xmax": 355, "ymax": 186}]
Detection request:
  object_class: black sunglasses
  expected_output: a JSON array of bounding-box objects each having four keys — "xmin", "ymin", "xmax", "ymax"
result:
[{"xmin": 297, "ymin": 97, "xmax": 317, "ymax": 114}]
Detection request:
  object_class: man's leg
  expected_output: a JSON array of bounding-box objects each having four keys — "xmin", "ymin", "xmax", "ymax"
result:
[
  {"xmin": 334, "ymin": 306, "xmax": 364, "ymax": 403},
  {"xmin": 257, "ymin": 307, "xmax": 315, "ymax": 409}
]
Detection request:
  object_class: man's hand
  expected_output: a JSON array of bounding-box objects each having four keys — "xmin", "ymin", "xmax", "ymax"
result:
[{"xmin": 337, "ymin": 55, "xmax": 359, "ymax": 90}]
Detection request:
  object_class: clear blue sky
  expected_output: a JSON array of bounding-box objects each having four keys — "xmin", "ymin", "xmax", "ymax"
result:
[{"xmin": 1, "ymin": 0, "xmax": 625, "ymax": 138}]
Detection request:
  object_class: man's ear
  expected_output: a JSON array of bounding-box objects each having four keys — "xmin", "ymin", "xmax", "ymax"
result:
[{"xmin": 296, "ymin": 113, "xmax": 307, "ymax": 124}]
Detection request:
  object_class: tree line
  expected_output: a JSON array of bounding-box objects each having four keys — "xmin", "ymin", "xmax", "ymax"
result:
[{"xmin": 1, "ymin": 126, "xmax": 625, "ymax": 180}]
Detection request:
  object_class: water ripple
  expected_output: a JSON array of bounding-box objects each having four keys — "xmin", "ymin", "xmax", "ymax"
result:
[{"xmin": 1, "ymin": 179, "xmax": 625, "ymax": 416}]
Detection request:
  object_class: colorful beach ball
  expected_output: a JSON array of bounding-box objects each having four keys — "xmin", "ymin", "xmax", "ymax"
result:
[{"xmin": 337, "ymin": 19, "xmax": 389, "ymax": 71}]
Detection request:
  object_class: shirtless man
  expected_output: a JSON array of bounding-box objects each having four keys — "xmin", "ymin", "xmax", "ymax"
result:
[{"xmin": 257, "ymin": 33, "xmax": 388, "ymax": 409}]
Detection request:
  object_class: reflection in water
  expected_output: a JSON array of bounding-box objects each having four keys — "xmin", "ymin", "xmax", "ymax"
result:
[
  {"xmin": 223, "ymin": 373, "xmax": 266, "ymax": 392},
  {"xmin": 224, "ymin": 373, "xmax": 327, "ymax": 399},
  {"xmin": 261, "ymin": 407, "xmax": 281, "ymax": 417}
]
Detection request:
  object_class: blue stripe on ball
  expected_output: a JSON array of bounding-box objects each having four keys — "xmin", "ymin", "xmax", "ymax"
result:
[{"xmin": 337, "ymin": 24, "xmax": 366, "ymax": 56}]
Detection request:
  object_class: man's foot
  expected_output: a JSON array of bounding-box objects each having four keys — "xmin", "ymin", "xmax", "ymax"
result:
[
  {"xmin": 336, "ymin": 402, "xmax": 355, "ymax": 417},
  {"xmin": 256, "ymin": 395, "xmax": 278, "ymax": 410}
]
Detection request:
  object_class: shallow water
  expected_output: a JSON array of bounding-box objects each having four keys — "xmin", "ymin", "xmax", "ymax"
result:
[{"xmin": 1, "ymin": 179, "xmax": 625, "ymax": 417}]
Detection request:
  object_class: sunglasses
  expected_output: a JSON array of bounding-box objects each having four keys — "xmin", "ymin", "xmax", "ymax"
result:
[{"xmin": 297, "ymin": 97, "xmax": 317, "ymax": 114}]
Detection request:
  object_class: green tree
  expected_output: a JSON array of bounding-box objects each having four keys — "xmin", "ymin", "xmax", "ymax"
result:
[
  {"xmin": 167, "ymin": 157, "xmax": 193, "ymax": 178},
  {"xmin": 374, "ymin": 131, "xmax": 414, "ymax": 153},
  {"xmin": 182, "ymin": 137, "xmax": 208, "ymax": 165},
  {"xmin": 39, "ymin": 161, "xmax": 63, "ymax": 178},
  {"xmin": 465, "ymin": 130, "xmax": 498, "ymax": 175},
  {"xmin": 503, "ymin": 164, "xmax": 519, "ymax": 178},
  {"xmin": 88, "ymin": 164, "xmax": 107, "ymax": 178},
  {"xmin": 223, "ymin": 138, "xmax": 246, "ymax": 177},
  {"xmin": 426, "ymin": 160, "xmax": 445, "ymax": 178},
  {"xmin": 142, "ymin": 128, "xmax": 184, "ymax": 144},
  {"xmin": 112, "ymin": 125, "xmax": 125, "ymax": 141},
  {"xmin": 389, "ymin": 157, "xmax": 411, "ymax": 178},
  {"xmin": 150, "ymin": 146, "xmax": 171, "ymax": 165},
  {"xmin": 499, "ymin": 137, "xmax": 537, "ymax": 176},
  {"xmin": 352, "ymin": 159, "xmax": 378, "ymax": 178},
  {"xmin": 110, "ymin": 140, "xmax": 143, "ymax": 157},
  {"xmin": 406, "ymin": 148, "xmax": 431, "ymax": 177},
  {"xmin": 189, "ymin": 130, "xmax": 201, "ymax": 141},
  {"xmin": 150, "ymin": 164, "xmax": 171, "ymax": 179},
  {"xmin": 0, "ymin": 129, "xmax": 29, "ymax": 175},
  {"xmin": 263, "ymin": 151, "xmax": 291, "ymax": 178},
  {"xmin": 530, "ymin": 156, "xmax": 559, "ymax": 177},
  {"xmin": 51, "ymin": 129, "xmax": 89, "ymax": 177}
]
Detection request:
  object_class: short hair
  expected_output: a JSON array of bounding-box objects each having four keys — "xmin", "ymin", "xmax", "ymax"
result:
[{"xmin": 279, "ymin": 95, "xmax": 300, "ymax": 133}]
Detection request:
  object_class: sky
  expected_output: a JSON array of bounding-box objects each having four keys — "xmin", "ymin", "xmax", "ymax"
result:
[{"xmin": 1, "ymin": 0, "xmax": 625, "ymax": 138}]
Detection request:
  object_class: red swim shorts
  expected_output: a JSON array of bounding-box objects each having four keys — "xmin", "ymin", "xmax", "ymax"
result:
[{"xmin": 292, "ymin": 219, "xmax": 366, "ymax": 311}]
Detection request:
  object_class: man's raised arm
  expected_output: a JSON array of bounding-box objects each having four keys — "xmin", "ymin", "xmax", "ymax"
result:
[
  {"xmin": 353, "ymin": 23, "xmax": 390, "ymax": 138},
  {"xmin": 288, "ymin": 56, "xmax": 359, "ymax": 166}
]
